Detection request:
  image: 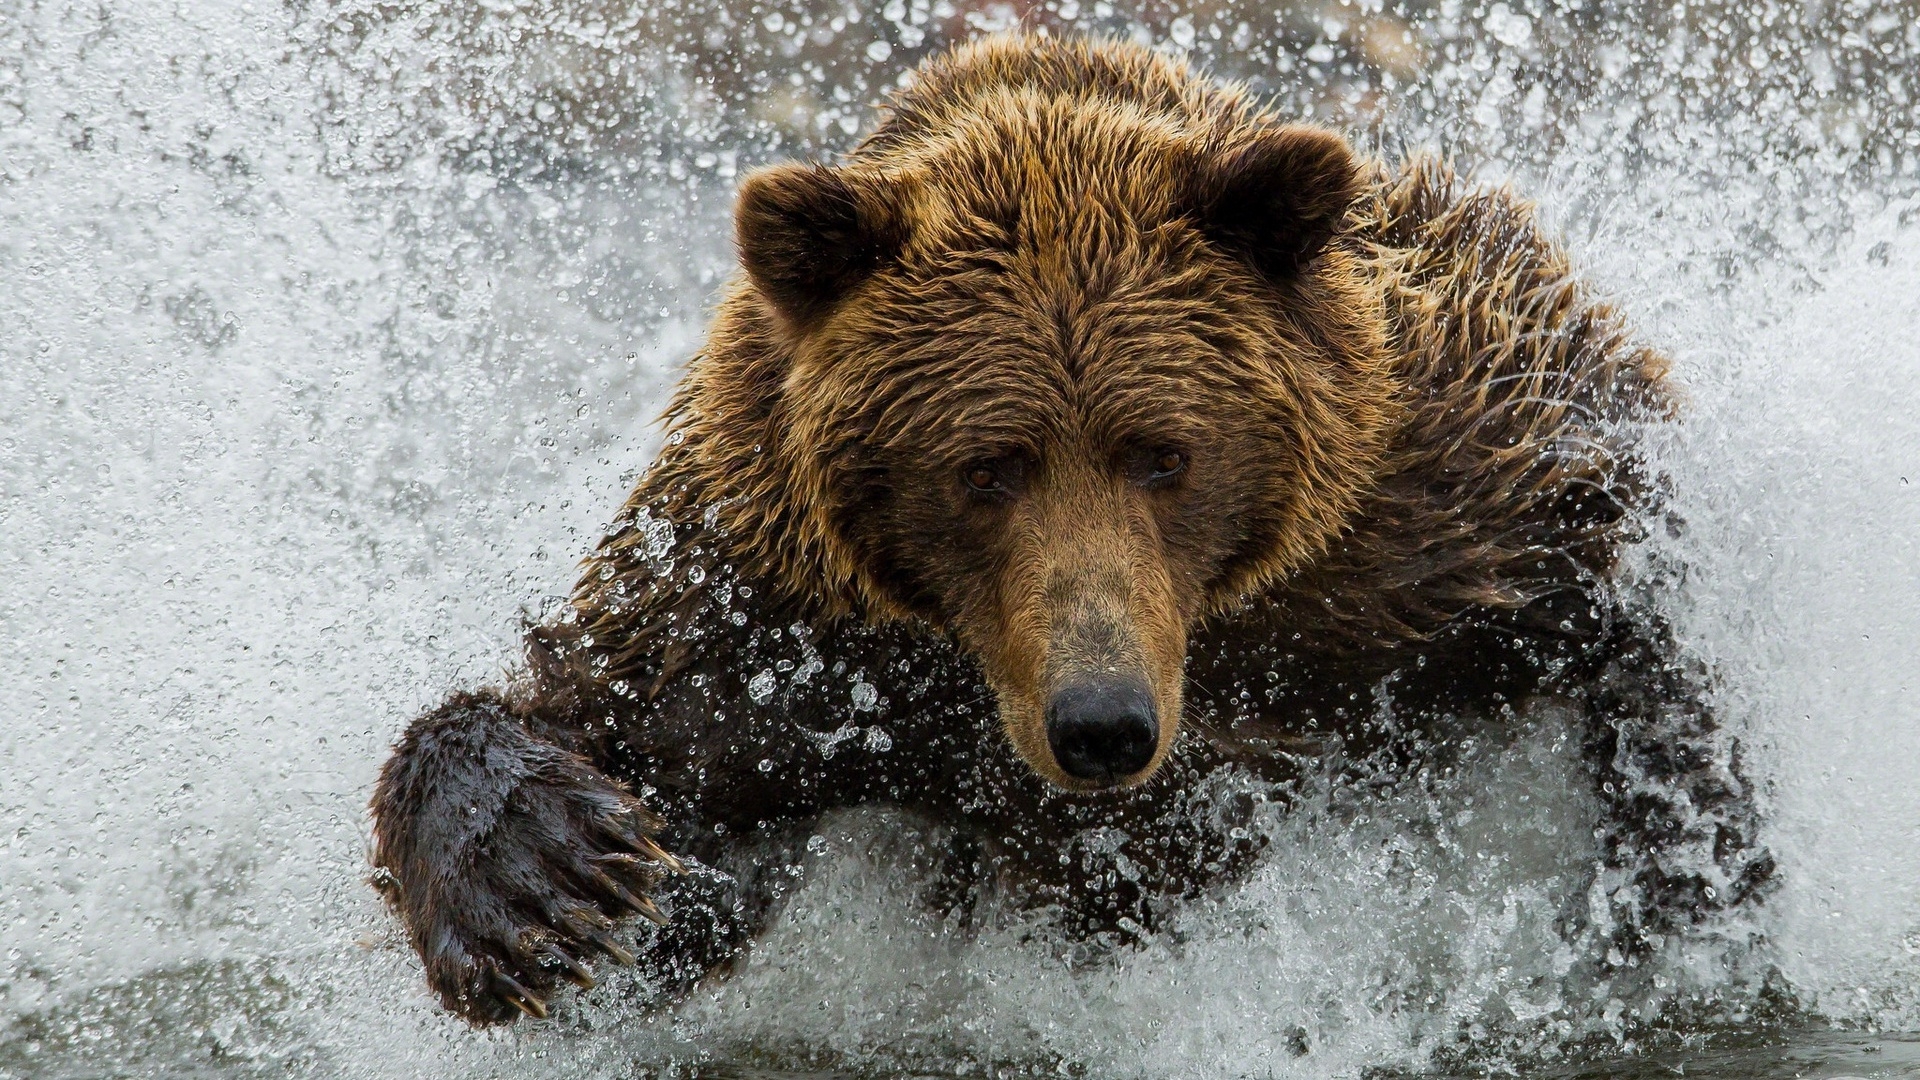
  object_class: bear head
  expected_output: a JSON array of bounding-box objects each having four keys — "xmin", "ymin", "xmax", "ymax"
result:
[{"xmin": 723, "ymin": 55, "xmax": 1399, "ymax": 791}]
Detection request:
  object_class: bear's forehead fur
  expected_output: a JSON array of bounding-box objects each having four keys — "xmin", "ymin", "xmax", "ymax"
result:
[
  {"xmin": 800, "ymin": 184, "xmax": 1322, "ymax": 456},
  {"xmin": 883, "ymin": 95, "xmax": 1196, "ymax": 243}
]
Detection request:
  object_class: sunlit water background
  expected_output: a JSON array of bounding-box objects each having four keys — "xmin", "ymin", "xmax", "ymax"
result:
[{"xmin": 3, "ymin": 0, "xmax": 1919, "ymax": 1076}]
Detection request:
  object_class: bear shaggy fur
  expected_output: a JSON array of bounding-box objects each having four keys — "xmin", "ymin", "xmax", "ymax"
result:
[{"xmin": 371, "ymin": 34, "xmax": 1772, "ymax": 1024}]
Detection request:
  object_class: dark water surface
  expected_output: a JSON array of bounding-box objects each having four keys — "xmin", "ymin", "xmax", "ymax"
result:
[
  {"xmin": 615, "ymin": 1031, "xmax": 1920, "ymax": 1079},
  {"xmin": 1517, "ymin": 1032, "xmax": 1920, "ymax": 1080},
  {"xmin": 683, "ymin": 1033, "xmax": 1920, "ymax": 1079}
]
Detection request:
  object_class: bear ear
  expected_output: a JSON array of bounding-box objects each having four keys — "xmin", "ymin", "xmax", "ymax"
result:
[
  {"xmin": 1187, "ymin": 126, "xmax": 1362, "ymax": 282},
  {"xmin": 735, "ymin": 162, "xmax": 907, "ymax": 330}
]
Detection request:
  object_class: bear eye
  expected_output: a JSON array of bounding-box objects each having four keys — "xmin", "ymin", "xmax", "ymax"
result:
[
  {"xmin": 961, "ymin": 454, "xmax": 1029, "ymax": 500},
  {"xmin": 964, "ymin": 463, "xmax": 1003, "ymax": 493},
  {"xmin": 1152, "ymin": 450, "xmax": 1186, "ymax": 478}
]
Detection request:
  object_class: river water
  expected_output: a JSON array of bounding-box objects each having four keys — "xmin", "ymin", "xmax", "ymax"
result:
[{"xmin": 2, "ymin": 0, "xmax": 1918, "ymax": 1076}]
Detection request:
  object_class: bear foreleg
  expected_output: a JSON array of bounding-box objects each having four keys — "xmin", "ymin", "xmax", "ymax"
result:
[{"xmin": 1582, "ymin": 614, "xmax": 1777, "ymax": 958}]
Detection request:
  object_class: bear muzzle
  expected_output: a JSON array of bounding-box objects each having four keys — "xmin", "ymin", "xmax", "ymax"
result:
[
  {"xmin": 967, "ymin": 469, "xmax": 1190, "ymax": 790},
  {"xmin": 1044, "ymin": 676, "xmax": 1159, "ymax": 783}
]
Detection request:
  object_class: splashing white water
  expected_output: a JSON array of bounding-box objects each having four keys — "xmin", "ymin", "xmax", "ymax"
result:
[
  {"xmin": 1656, "ymin": 217, "xmax": 1920, "ymax": 1034},
  {"xmin": 2, "ymin": 0, "xmax": 1917, "ymax": 1075}
]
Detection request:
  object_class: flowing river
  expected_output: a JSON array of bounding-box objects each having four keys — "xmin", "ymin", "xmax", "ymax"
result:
[{"xmin": 3, "ymin": 0, "xmax": 1918, "ymax": 1075}]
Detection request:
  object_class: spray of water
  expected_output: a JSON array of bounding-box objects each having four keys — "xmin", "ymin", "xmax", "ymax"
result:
[{"xmin": 2, "ymin": 0, "xmax": 1916, "ymax": 1075}]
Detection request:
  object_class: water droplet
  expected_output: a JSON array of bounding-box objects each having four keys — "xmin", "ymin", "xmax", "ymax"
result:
[{"xmin": 748, "ymin": 669, "xmax": 777, "ymax": 704}]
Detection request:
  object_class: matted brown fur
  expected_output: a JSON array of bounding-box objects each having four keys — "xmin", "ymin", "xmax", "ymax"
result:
[{"xmin": 369, "ymin": 35, "xmax": 1764, "ymax": 1028}]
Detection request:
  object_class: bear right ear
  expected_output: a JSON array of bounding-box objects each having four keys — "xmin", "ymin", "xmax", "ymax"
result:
[
  {"xmin": 1187, "ymin": 125, "xmax": 1362, "ymax": 283},
  {"xmin": 735, "ymin": 163, "xmax": 907, "ymax": 330}
]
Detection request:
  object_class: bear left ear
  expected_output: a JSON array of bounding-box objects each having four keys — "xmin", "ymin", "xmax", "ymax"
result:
[
  {"xmin": 735, "ymin": 162, "xmax": 908, "ymax": 330},
  {"xmin": 1187, "ymin": 125, "xmax": 1362, "ymax": 282}
]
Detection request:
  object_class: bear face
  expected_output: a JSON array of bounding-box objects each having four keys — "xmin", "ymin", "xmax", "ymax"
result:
[{"xmin": 731, "ymin": 91, "xmax": 1401, "ymax": 790}]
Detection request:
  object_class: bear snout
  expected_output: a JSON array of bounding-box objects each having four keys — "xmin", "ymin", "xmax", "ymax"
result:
[{"xmin": 1043, "ymin": 676, "xmax": 1159, "ymax": 784}]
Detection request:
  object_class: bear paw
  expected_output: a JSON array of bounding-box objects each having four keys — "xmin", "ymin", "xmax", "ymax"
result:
[{"xmin": 371, "ymin": 699, "xmax": 683, "ymax": 1025}]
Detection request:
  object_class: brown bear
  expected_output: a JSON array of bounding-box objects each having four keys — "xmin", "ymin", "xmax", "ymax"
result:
[{"xmin": 370, "ymin": 34, "xmax": 1772, "ymax": 1025}]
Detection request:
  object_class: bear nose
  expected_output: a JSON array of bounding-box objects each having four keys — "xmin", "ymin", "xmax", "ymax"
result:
[{"xmin": 1044, "ymin": 678, "xmax": 1158, "ymax": 783}]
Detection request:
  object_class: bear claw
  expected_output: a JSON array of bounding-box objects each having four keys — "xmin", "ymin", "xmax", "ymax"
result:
[
  {"xmin": 583, "ymin": 928, "xmax": 637, "ymax": 966},
  {"xmin": 541, "ymin": 945, "xmax": 597, "ymax": 989},
  {"xmin": 492, "ymin": 971, "xmax": 549, "ymax": 1018}
]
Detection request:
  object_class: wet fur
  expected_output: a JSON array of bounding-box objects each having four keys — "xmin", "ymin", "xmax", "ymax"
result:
[{"xmin": 370, "ymin": 35, "xmax": 1772, "ymax": 1025}]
